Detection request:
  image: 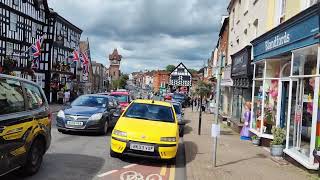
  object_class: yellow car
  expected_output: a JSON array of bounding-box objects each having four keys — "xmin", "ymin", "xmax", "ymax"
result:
[{"xmin": 110, "ymin": 99, "xmax": 182, "ymax": 161}]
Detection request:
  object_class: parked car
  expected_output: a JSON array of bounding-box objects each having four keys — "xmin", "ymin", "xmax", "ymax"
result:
[
  {"xmin": 110, "ymin": 100, "xmax": 184, "ymax": 161},
  {"xmin": 110, "ymin": 91, "xmax": 133, "ymax": 113},
  {"xmin": 0, "ymin": 74, "xmax": 51, "ymax": 176},
  {"xmin": 172, "ymin": 102, "xmax": 185, "ymax": 137},
  {"xmin": 56, "ymin": 94, "xmax": 121, "ymax": 134}
]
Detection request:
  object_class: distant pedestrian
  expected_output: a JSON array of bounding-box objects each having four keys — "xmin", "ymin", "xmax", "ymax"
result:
[
  {"xmin": 58, "ymin": 90, "xmax": 64, "ymax": 104},
  {"xmin": 64, "ymin": 90, "xmax": 70, "ymax": 104}
]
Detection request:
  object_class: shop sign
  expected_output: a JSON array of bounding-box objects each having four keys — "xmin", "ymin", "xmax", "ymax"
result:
[
  {"xmin": 265, "ymin": 32, "xmax": 290, "ymax": 51},
  {"xmin": 231, "ymin": 46, "xmax": 252, "ymax": 78},
  {"xmin": 252, "ymin": 5, "xmax": 319, "ymax": 61}
]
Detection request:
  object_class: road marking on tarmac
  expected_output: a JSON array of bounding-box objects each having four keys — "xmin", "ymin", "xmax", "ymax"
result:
[
  {"xmin": 123, "ymin": 164, "xmax": 137, "ymax": 169},
  {"xmin": 160, "ymin": 165, "xmax": 167, "ymax": 176},
  {"xmin": 169, "ymin": 165, "xmax": 175, "ymax": 180},
  {"xmin": 97, "ymin": 170, "xmax": 118, "ymax": 177}
]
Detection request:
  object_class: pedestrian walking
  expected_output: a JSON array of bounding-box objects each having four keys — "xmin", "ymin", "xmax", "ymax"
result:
[{"xmin": 64, "ymin": 90, "xmax": 70, "ymax": 104}]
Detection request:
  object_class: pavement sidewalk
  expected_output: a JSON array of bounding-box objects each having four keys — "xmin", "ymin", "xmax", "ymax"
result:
[{"xmin": 183, "ymin": 108, "xmax": 317, "ymax": 180}]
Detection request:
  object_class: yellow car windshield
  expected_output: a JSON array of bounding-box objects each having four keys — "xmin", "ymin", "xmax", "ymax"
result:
[{"xmin": 124, "ymin": 103, "xmax": 175, "ymax": 123}]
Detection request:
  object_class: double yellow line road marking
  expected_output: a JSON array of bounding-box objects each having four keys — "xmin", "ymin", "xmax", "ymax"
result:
[{"xmin": 160, "ymin": 165, "xmax": 175, "ymax": 180}]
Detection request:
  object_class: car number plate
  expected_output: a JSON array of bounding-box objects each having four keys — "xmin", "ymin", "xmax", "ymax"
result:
[
  {"xmin": 66, "ymin": 121, "xmax": 83, "ymax": 126},
  {"xmin": 130, "ymin": 143, "xmax": 154, "ymax": 152}
]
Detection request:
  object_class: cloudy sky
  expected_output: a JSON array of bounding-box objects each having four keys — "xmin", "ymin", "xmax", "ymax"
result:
[{"xmin": 48, "ymin": 0, "xmax": 228, "ymax": 73}]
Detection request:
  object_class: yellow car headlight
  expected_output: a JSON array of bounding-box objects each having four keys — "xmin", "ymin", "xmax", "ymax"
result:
[
  {"xmin": 113, "ymin": 130, "xmax": 127, "ymax": 137},
  {"xmin": 160, "ymin": 137, "xmax": 176, "ymax": 142}
]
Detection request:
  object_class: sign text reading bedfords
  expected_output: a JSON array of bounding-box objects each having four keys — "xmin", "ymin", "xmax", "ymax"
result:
[{"xmin": 265, "ymin": 32, "xmax": 290, "ymax": 51}]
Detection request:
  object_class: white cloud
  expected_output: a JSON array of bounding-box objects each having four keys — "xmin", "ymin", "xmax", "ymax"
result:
[{"xmin": 48, "ymin": 0, "xmax": 227, "ymax": 73}]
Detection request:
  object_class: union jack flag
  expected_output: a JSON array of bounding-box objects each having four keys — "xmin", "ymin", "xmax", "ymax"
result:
[
  {"xmin": 80, "ymin": 52, "xmax": 89, "ymax": 65},
  {"xmin": 31, "ymin": 36, "xmax": 44, "ymax": 59},
  {"xmin": 70, "ymin": 50, "xmax": 80, "ymax": 62}
]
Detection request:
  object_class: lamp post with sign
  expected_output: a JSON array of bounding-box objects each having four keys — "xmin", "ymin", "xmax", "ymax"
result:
[{"xmin": 212, "ymin": 53, "xmax": 224, "ymax": 167}]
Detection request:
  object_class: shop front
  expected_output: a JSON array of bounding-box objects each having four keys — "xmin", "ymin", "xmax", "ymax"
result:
[
  {"xmin": 250, "ymin": 4, "xmax": 319, "ymax": 169},
  {"xmin": 231, "ymin": 45, "xmax": 253, "ymax": 124}
]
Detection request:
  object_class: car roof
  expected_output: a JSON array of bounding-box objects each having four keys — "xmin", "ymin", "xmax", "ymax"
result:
[
  {"xmin": 133, "ymin": 99, "xmax": 172, "ymax": 107},
  {"xmin": 110, "ymin": 91, "xmax": 129, "ymax": 95},
  {"xmin": 82, "ymin": 94, "xmax": 111, "ymax": 98}
]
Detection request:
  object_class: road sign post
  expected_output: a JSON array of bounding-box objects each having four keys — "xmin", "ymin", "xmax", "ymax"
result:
[{"xmin": 213, "ymin": 53, "xmax": 224, "ymax": 167}]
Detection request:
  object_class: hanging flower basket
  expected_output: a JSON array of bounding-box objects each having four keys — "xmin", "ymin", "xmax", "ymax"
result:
[{"xmin": 3, "ymin": 56, "xmax": 17, "ymax": 75}]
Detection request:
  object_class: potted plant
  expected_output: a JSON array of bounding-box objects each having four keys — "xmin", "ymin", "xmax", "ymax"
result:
[
  {"xmin": 251, "ymin": 135, "xmax": 260, "ymax": 146},
  {"xmin": 265, "ymin": 106, "xmax": 274, "ymax": 134},
  {"xmin": 270, "ymin": 127, "xmax": 286, "ymax": 156}
]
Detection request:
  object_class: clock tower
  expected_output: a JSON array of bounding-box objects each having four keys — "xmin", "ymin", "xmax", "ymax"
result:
[{"xmin": 108, "ymin": 49, "xmax": 122, "ymax": 81}]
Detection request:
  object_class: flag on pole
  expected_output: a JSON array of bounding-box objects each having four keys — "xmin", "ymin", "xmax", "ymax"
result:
[
  {"xmin": 70, "ymin": 50, "xmax": 80, "ymax": 62},
  {"xmin": 31, "ymin": 59, "xmax": 39, "ymax": 69},
  {"xmin": 31, "ymin": 36, "xmax": 44, "ymax": 59},
  {"xmin": 80, "ymin": 52, "xmax": 89, "ymax": 65}
]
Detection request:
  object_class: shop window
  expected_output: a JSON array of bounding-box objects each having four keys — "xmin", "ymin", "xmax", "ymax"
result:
[
  {"xmin": 252, "ymin": 81, "xmax": 263, "ymax": 131},
  {"xmin": 292, "ymin": 45, "xmax": 318, "ymax": 76},
  {"xmin": 263, "ymin": 79, "xmax": 279, "ymax": 134},
  {"xmin": 266, "ymin": 60, "xmax": 281, "ymax": 78},
  {"xmin": 288, "ymin": 77, "xmax": 316, "ymax": 157},
  {"xmin": 255, "ymin": 62, "xmax": 264, "ymax": 78}
]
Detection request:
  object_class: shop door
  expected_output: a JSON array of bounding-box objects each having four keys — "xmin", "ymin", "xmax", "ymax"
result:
[
  {"xmin": 280, "ymin": 81, "xmax": 290, "ymax": 128},
  {"xmin": 288, "ymin": 79, "xmax": 312, "ymax": 158}
]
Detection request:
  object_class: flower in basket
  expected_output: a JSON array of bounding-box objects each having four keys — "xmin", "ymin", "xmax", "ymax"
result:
[{"xmin": 265, "ymin": 106, "xmax": 274, "ymax": 125}]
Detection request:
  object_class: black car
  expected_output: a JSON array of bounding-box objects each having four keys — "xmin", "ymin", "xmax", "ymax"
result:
[
  {"xmin": 56, "ymin": 94, "xmax": 121, "ymax": 134},
  {"xmin": 0, "ymin": 74, "xmax": 51, "ymax": 176}
]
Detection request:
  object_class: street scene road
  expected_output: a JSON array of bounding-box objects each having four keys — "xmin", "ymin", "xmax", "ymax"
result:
[
  {"xmin": 1, "ymin": 1, "xmax": 320, "ymax": 180},
  {"xmin": 3, "ymin": 113, "xmax": 186, "ymax": 180}
]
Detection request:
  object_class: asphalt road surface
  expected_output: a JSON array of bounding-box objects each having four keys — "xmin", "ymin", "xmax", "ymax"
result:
[{"xmin": 3, "ymin": 114, "xmax": 186, "ymax": 180}]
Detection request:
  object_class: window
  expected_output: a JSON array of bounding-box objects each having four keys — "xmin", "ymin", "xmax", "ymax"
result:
[
  {"xmin": 10, "ymin": 13, "xmax": 17, "ymax": 31},
  {"xmin": 32, "ymin": 22, "xmax": 37, "ymax": 38},
  {"xmin": 252, "ymin": 81, "xmax": 263, "ymax": 131},
  {"xmin": 0, "ymin": 78, "xmax": 25, "ymax": 116},
  {"xmin": 292, "ymin": 45, "xmax": 318, "ymax": 76},
  {"xmin": 24, "ymin": 83, "xmax": 44, "ymax": 110},
  {"xmin": 255, "ymin": 62, "xmax": 264, "ymax": 79},
  {"xmin": 231, "ymin": 8, "xmax": 235, "ymax": 29},
  {"xmin": 13, "ymin": 0, "xmax": 19, "ymax": 6},
  {"xmin": 124, "ymin": 103, "xmax": 175, "ymax": 123},
  {"xmin": 253, "ymin": 19, "xmax": 259, "ymax": 38},
  {"xmin": 279, "ymin": 0, "xmax": 286, "ymax": 23},
  {"xmin": 243, "ymin": 0, "xmax": 249, "ymax": 14}
]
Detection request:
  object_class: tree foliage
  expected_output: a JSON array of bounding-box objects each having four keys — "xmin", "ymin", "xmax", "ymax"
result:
[
  {"xmin": 112, "ymin": 74, "xmax": 129, "ymax": 90},
  {"xmin": 165, "ymin": 65, "xmax": 176, "ymax": 72},
  {"xmin": 195, "ymin": 81, "xmax": 212, "ymax": 98},
  {"xmin": 188, "ymin": 69, "xmax": 198, "ymax": 74}
]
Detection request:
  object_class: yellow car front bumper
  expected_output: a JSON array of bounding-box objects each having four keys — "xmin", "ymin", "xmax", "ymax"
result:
[{"xmin": 110, "ymin": 137, "xmax": 178, "ymax": 159}]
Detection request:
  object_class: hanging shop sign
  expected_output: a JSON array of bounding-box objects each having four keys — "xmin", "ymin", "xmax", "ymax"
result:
[
  {"xmin": 231, "ymin": 45, "xmax": 252, "ymax": 77},
  {"xmin": 251, "ymin": 4, "xmax": 319, "ymax": 61}
]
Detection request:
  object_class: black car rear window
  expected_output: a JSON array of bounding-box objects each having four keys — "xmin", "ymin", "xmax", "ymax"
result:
[
  {"xmin": 124, "ymin": 103, "xmax": 175, "ymax": 123},
  {"xmin": 0, "ymin": 78, "xmax": 25, "ymax": 116}
]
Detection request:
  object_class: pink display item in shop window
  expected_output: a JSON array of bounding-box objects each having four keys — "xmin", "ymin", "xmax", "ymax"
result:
[{"xmin": 269, "ymin": 73, "xmax": 279, "ymax": 101}]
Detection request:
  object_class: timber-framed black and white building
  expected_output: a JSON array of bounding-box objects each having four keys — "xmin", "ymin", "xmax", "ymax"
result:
[
  {"xmin": 169, "ymin": 62, "xmax": 192, "ymax": 93},
  {"xmin": 47, "ymin": 10, "xmax": 82, "ymax": 103},
  {"xmin": 0, "ymin": 0, "xmax": 83, "ymax": 102},
  {"xmin": 0, "ymin": 0, "xmax": 50, "ymax": 88}
]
